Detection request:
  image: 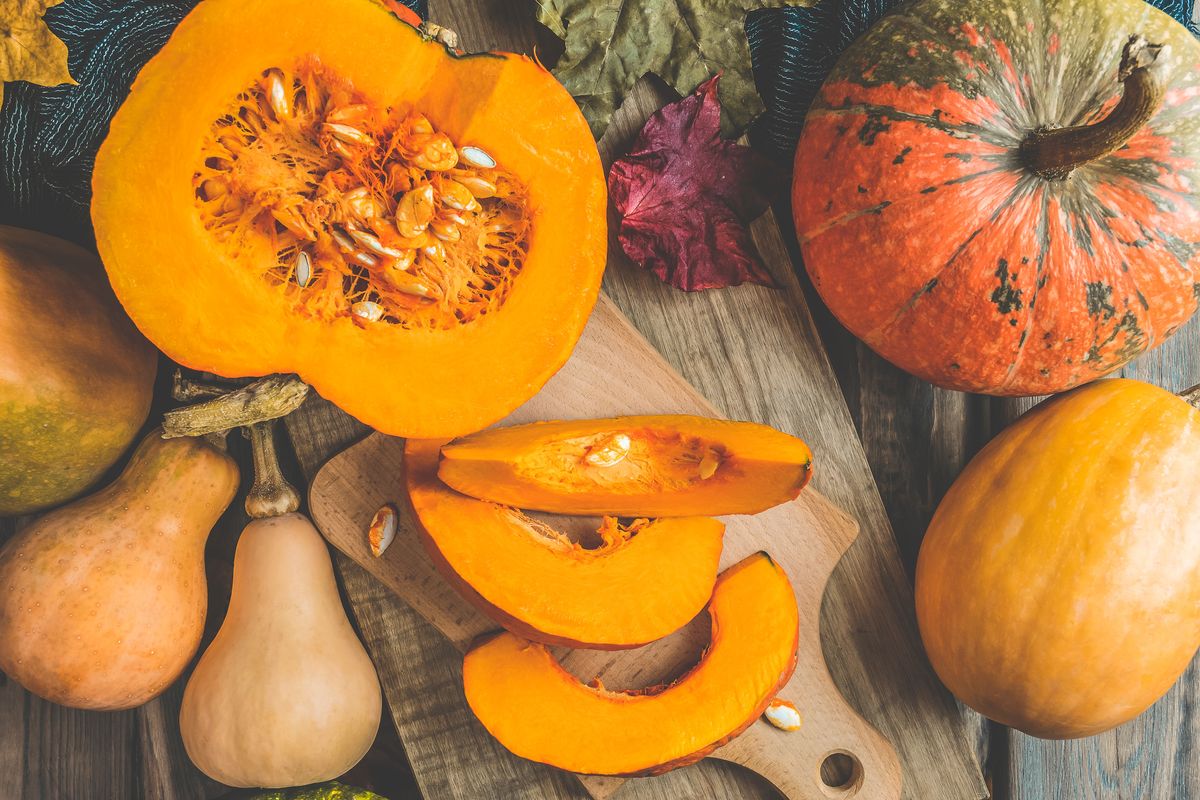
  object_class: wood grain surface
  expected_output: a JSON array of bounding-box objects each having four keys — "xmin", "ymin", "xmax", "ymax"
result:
[
  {"xmin": 2, "ymin": 0, "xmax": 1199, "ymax": 798},
  {"xmin": 308, "ymin": 293, "xmax": 905, "ymax": 800}
]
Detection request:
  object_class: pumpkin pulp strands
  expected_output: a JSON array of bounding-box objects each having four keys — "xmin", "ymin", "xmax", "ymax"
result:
[{"xmin": 194, "ymin": 60, "xmax": 532, "ymax": 330}]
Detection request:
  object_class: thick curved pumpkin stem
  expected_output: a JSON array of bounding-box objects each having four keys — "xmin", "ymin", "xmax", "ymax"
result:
[
  {"xmin": 162, "ymin": 375, "xmax": 310, "ymax": 438},
  {"xmin": 244, "ymin": 420, "xmax": 301, "ymax": 519},
  {"xmin": 1020, "ymin": 35, "xmax": 1166, "ymax": 180}
]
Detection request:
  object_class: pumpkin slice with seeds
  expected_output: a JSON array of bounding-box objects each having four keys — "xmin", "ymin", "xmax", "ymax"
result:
[{"xmin": 92, "ymin": 0, "xmax": 606, "ymax": 438}]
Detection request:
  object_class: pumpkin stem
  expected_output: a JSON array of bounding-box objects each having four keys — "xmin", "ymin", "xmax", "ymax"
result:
[
  {"xmin": 1182, "ymin": 383, "xmax": 1200, "ymax": 409},
  {"xmin": 1020, "ymin": 35, "xmax": 1166, "ymax": 180},
  {"xmin": 162, "ymin": 374, "xmax": 310, "ymax": 438},
  {"xmin": 244, "ymin": 420, "xmax": 301, "ymax": 519}
]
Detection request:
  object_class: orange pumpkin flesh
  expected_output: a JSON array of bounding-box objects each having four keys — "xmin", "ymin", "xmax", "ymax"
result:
[
  {"xmin": 916, "ymin": 379, "xmax": 1200, "ymax": 738},
  {"xmin": 92, "ymin": 0, "xmax": 606, "ymax": 438},
  {"xmin": 462, "ymin": 552, "xmax": 798, "ymax": 775},
  {"xmin": 438, "ymin": 416, "xmax": 814, "ymax": 516},
  {"xmin": 406, "ymin": 438, "xmax": 725, "ymax": 648}
]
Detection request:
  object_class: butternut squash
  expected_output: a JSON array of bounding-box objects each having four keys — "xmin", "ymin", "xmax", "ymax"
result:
[
  {"xmin": 179, "ymin": 512, "xmax": 382, "ymax": 787},
  {"xmin": 439, "ymin": 415, "xmax": 814, "ymax": 516},
  {"xmin": 0, "ymin": 432, "xmax": 238, "ymax": 709}
]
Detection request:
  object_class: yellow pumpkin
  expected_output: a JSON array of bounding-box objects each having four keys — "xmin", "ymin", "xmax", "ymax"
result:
[{"xmin": 916, "ymin": 378, "xmax": 1200, "ymax": 738}]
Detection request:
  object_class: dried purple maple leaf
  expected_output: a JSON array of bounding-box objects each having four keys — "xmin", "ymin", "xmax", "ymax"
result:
[{"xmin": 607, "ymin": 75, "xmax": 779, "ymax": 292}]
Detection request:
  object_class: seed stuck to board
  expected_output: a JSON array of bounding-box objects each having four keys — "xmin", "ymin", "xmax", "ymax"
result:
[
  {"xmin": 368, "ymin": 503, "xmax": 398, "ymax": 557},
  {"xmin": 194, "ymin": 60, "xmax": 531, "ymax": 330},
  {"xmin": 763, "ymin": 698, "xmax": 802, "ymax": 731}
]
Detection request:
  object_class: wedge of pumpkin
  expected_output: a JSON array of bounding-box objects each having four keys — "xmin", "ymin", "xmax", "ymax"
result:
[
  {"xmin": 438, "ymin": 415, "xmax": 814, "ymax": 516},
  {"xmin": 405, "ymin": 438, "xmax": 725, "ymax": 648},
  {"xmin": 462, "ymin": 552, "xmax": 799, "ymax": 775},
  {"xmin": 91, "ymin": 0, "xmax": 606, "ymax": 439}
]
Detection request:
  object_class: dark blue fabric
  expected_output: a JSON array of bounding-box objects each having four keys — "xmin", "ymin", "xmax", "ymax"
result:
[
  {"xmin": 0, "ymin": 0, "xmax": 426, "ymax": 247},
  {"xmin": 746, "ymin": 0, "xmax": 1200, "ymax": 160}
]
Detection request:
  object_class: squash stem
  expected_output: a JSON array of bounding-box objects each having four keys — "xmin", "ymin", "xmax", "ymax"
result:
[
  {"xmin": 244, "ymin": 420, "xmax": 301, "ymax": 519},
  {"xmin": 1020, "ymin": 35, "xmax": 1166, "ymax": 181},
  {"xmin": 1182, "ymin": 383, "xmax": 1200, "ymax": 410},
  {"xmin": 162, "ymin": 375, "xmax": 310, "ymax": 438}
]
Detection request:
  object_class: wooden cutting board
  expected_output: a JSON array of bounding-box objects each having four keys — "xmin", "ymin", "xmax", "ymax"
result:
[
  {"xmin": 285, "ymin": 4, "xmax": 988, "ymax": 800},
  {"xmin": 310, "ymin": 294, "xmax": 902, "ymax": 800}
]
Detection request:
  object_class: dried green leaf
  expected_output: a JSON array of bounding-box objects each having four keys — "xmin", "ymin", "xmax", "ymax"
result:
[
  {"xmin": 536, "ymin": 0, "xmax": 817, "ymax": 139},
  {"xmin": 0, "ymin": 0, "xmax": 75, "ymax": 108}
]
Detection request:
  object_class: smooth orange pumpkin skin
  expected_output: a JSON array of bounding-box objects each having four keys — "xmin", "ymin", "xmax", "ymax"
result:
[
  {"xmin": 438, "ymin": 415, "xmax": 813, "ymax": 517},
  {"xmin": 406, "ymin": 437, "xmax": 725, "ymax": 648},
  {"xmin": 91, "ymin": 0, "xmax": 606, "ymax": 438},
  {"xmin": 915, "ymin": 379, "xmax": 1200, "ymax": 738},
  {"xmin": 462, "ymin": 552, "xmax": 799, "ymax": 776},
  {"xmin": 0, "ymin": 226, "xmax": 157, "ymax": 515},
  {"xmin": 793, "ymin": 0, "xmax": 1200, "ymax": 395}
]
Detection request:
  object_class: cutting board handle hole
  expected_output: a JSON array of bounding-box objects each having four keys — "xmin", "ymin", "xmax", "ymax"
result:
[{"xmin": 819, "ymin": 750, "xmax": 863, "ymax": 796}]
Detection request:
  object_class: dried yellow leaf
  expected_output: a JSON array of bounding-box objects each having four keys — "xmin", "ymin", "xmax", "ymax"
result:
[{"xmin": 0, "ymin": 0, "xmax": 75, "ymax": 107}]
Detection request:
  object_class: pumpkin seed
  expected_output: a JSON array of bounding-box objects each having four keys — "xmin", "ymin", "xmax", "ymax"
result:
[
  {"xmin": 412, "ymin": 133, "xmax": 458, "ymax": 171},
  {"xmin": 407, "ymin": 114, "xmax": 435, "ymax": 137},
  {"xmin": 396, "ymin": 183, "xmax": 436, "ymax": 237},
  {"xmin": 349, "ymin": 226, "xmax": 405, "ymax": 258},
  {"xmin": 201, "ymin": 178, "xmax": 227, "ymax": 199},
  {"xmin": 324, "ymin": 122, "xmax": 374, "ymax": 147},
  {"xmin": 585, "ymin": 433, "xmax": 631, "ymax": 468},
  {"xmin": 331, "ymin": 228, "xmax": 356, "ymax": 252},
  {"xmin": 368, "ymin": 503, "xmax": 398, "ymax": 557},
  {"xmin": 293, "ymin": 250, "xmax": 313, "ymax": 287},
  {"xmin": 352, "ymin": 301, "xmax": 384, "ymax": 321},
  {"xmin": 459, "ymin": 145, "xmax": 496, "ymax": 169},
  {"xmin": 391, "ymin": 249, "xmax": 416, "ymax": 272},
  {"xmin": 327, "ymin": 103, "xmax": 369, "ymax": 124},
  {"xmin": 440, "ymin": 180, "xmax": 479, "ymax": 212},
  {"xmin": 353, "ymin": 251, "xmax": 379, "ymax": 268},
  {"xmin": 762, "ymin": 699, "xmax": 802, "ymax": 732},
  {"xmin": 263, "ymin": 69, "xmax": 290, "ymax": 119},
  {"xmin": 392, "ymin": 273, "xmax": 435, "ymax": 298},
  {"xmin": 698, "ymin": 450, "xmax": 722, "ymax": 480},
  {"xmin": 456, "ymin": 175, "xmax": 497, "ymax": 199},
  {"xmin": 430, "ymin": 219, "xmax": 461, "ymax": 242}
]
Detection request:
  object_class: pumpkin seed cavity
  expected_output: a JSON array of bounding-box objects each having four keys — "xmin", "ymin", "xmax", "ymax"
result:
[
  {"xmin": 194, "ymin": 60, "xmax": 531, "ymax": 330},
  {"xmin": 527, "ymin": 430, "xmax": 728, "ymax": 491}
]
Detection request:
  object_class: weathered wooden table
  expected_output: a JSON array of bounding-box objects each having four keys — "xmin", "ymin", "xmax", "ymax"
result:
[{"xmin": 2, "ymin": 1, "xmax": 1198, "ymax": 798}]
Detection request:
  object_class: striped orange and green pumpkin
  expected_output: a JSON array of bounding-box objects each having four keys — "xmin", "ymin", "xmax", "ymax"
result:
[{"xmin": 792, "ymin": 0, "xmax": 1200, "ymax": 396}]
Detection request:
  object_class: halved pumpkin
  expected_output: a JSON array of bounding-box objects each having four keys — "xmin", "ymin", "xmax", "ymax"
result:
[
  {"xmin": 91, "ymin": 0, "xmax": 606, "ymax": 438},
  {"xmin": 462, "ymin": 552, "xmax": 799, "ymax": 776},
  {"xmin": 406, "ymin": 438, "xmax": 724, "ymax": 648},
  {"xmin": 438, "ymin": 415, "xmax": 814, "ymax": 516}
]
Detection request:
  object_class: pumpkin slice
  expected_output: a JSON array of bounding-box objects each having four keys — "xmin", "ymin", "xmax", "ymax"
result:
[
  {"xmin": 462, "ymin": 552, "xmax": 799, "ymax": 776},
  {"xmin": 405, "ymin": 438, "xmax": 725, "ymax": 648},
  {"xmin": 91, "ymin": 0, "xmax": 606, "ymax": 438},
  {"xmin": 438, "ymin": 415, "xmax": 814, "ymax": 516}
]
